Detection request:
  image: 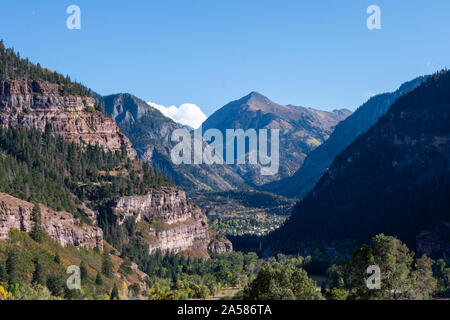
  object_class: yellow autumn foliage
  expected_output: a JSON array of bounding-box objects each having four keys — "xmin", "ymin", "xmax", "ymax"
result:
[
  {"xmin": 0, "ymin": 285, "xmax": 10, "ymax": 300},
  {"xmin": 121, "ymin": 281, "xmax": 128, "ymax": 299}
]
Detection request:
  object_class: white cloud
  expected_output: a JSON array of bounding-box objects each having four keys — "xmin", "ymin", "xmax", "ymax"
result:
[{"xmin": 148, "ymin": 101, "xmax": 207, "ymax": 129}]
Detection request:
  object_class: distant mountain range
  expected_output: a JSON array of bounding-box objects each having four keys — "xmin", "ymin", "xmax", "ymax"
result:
[
  {"xmin": 263, "ymin": 76, "xmax": 428, "ymax": 198},
  {"xmin": 100, "ymin": 91, "xmax": 351, "ymax": 191},
  {"xmin": 269, "ymin": 71, "xmax": 450, "ymax": 255},
  {"xmin": 201, "ymin": 91, "xmax": 351, "ymax": 186},
  {"xmin": 101, "ymin": 93, "xmax": 247, "ymax": 192},
  {"xmin": 97, "ymin": 70, "xmax": 449, "ymax": 258}
]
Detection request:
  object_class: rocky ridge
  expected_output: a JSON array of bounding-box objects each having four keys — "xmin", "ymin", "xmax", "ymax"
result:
[
  {"xmin": 0, "ymin": 192, "xmax": 103, "ymax": 249},
  {"xmin": 110, "ymin": 187, "xmax": 231, "ymax": 254},
  {"xmin": 0, "ymin": 79, "xmax": 136, "ymax": 158}
]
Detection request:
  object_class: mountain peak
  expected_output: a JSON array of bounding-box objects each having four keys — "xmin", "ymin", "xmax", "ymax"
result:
[
  {"xmin": 202, "ymin": 91, "xmax": 352, "ymax": 185},
  {"xmin": 242, "ymin": 91, "xmax": 270, "ymax": 103},
  {"xmin": 248, "ymin": 91, "xmax": 265, "ymax": 98}
]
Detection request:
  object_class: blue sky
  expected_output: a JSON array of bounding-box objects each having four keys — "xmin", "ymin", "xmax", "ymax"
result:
[{"xmin": 1, "ymin": 0, "xmax": 449, "ymax": 116}]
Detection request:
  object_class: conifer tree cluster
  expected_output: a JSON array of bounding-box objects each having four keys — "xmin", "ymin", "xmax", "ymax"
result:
[
  {"xmin": 101, "ymin": 250, "xmax": 114, "ymax": 278},
  {"xmin": 0, "ymin": 40, "xmax": 89, "ymax": 96},
  {"xmin": 0, "ymin": 126, "xmax": 172, "ymax": 216},
  {"xmin": 30, "ymin": 204, "xmax": 44, "ymax": 243}
]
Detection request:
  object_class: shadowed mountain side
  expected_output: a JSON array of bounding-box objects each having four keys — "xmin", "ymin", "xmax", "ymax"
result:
[
  {"xmin": 268, "ymin": 71, "xmax": 450, "ymax": 253},
  {"xmin": 263, "ymin": 76, "xmax": 428, "ymax": 198}
]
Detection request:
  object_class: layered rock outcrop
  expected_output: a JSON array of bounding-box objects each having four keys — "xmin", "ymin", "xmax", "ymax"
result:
[
  {"xmin": 147, "ymin": 217, "xmax": 210, "ymax": 255},
  {"xmin": 112, "ymin": 187, "xmax": 196, "ymax": 226},
  {"xmin": 0, "ymin": 79, "xmax": 136, "ymax": 158},
  {"xmin": 110, "ymin": 188, "xmax": 231, "ymax": 254},
  {"xmin": 0, "ymin": 193, "xmax": 103, "ymax": 250},
  {"xmin": 208, "ymin": 236, "xmax": 233, "ymax": 253}
]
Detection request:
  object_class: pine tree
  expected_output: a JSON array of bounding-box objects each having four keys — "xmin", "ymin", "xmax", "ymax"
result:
[
  {"xmin": 30, "ymin": 203, "xmax": 44, "ymax": 243},
  {"xmin": 95, "ymin": 272, "xmax": 103, "ymax": 285},
  {"xmin": 46, "ymin": 273, "xmax": 64, "ymax": 297},
  {"xmin": 102, "ymin": 250, "xmax": 113, "ymax": 278},
  {"xmin": 409, "ymin": 255, "xmax": 437, "ymax": 300},
  {"xmin": 79, "ymin": 261, "xmax": 88, "ymax": 284},
  {"xmin": 32, "ymin": 259, "xmax": 45, "ymax": 286},
  {"xmin": 118, "ymin": 259, "xmax": 132, "ymax": 276},
  {"xmin": 0, "ymin": 260, "xmax": 8, "ymax": 283},
  {"xmin": 6, "ymin": 249, "xmax": 19, "ymax": 285},
  {"xmin": 110, "ymin": 283, "xmax": 119, "ymax": 300},
  {"xmin": 53, "ymin": 253, "xmax": 61, "ymax": 264}
]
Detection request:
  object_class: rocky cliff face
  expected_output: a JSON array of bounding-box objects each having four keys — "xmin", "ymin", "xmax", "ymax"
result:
[
  {"xmin": 0, "ymin": 193, "xmax": 103, "ymax": 249},
  {"xmin": 110, "ymin": 187, "xmax": 230, "ymax": 255},
  {"xmin": 208, "ymin": 237, "xmax": 233, "ymax": 253},
  {"xmin": 147, "ymin": 218, "xmax": 210, "ymax": 255},
  {"xmin": 0, "ymin": 79, "xmax": 136, "ymax": 158},
  {"xmin": 112, "ymin": 187, "xmax": 197, "ymax": 226}
]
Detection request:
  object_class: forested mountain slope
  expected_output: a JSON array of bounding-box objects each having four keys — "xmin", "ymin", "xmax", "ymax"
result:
[
  {"xmin": 270, "ymin": 71, "xmax": 450, "ymax": 254},
  {"xmin": 0, "ymin": 42, "xmax": 223, "ymax": 269},
  {"xmin": 264, "ymin": 76, "xmax": 427, "ymax": 198}
]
